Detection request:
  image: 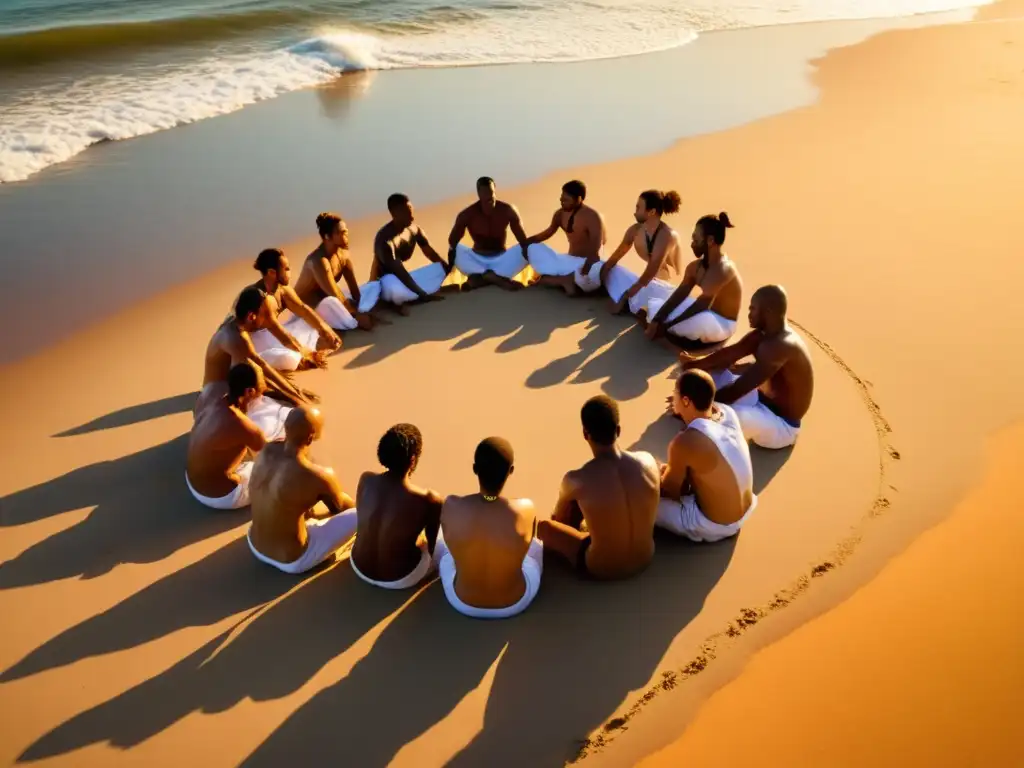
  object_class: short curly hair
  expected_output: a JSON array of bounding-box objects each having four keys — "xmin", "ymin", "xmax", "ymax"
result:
[{"xmin": 377, "ymin": 423, "xmax": 423, "ymax": 473}]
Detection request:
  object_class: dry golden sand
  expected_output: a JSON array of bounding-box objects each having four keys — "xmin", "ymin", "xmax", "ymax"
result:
[{"xmin": 1, "ymin": 1, "xmax": 1023, "ymax": 765}]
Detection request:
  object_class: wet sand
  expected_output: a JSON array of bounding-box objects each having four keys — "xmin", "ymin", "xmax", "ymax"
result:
[{"xmin": 2, "ymin": 1, "xmax": 1023, "ymax": 766}]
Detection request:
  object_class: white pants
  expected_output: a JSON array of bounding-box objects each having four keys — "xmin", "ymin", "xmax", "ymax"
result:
[
  {"xmin": 647, "ymin": 294, "xmax": 738, "ymax": 343},
  {"xmin": 604, "ymin": 265, "xmax": 675, "ymax": 316},
  {"xmin": 656, "ymin": 495, "xmax": 757, "ymax": 543},
  {"xmin": 314, "ymin": 281, "xmax": 382, "ymax": 330},
  {"xmin": 526, "ymin": 243, "xmax": 603, "ymax": 292},
  {"xmin": 433, "ymin": 532, "xmax": 544, "ymax": 619},
  {"xmin": 185, "ymin": 461, "xmax": 253, "ymax": 510},
  {"xmin": 245, "ymin": 395, "xmax": 292, "ymax": 442},
  {"xmin": 380, "ymin": 262, "xmax": 449, "ymax": 305},
  {"xmin": 250, "ymin": 316, "xmax": 322, "ymax": 372},
  {"xmin": 453, "ymin": 243, "xmax": 528, "ymax": 280},
  {"xmin": 350, "ymin": 546, "xmax": 434, "ymax": 590},
  {"xmin": 712, "ymin": 370, "xmax": 801, "ymax": 449},
  {"xmin": 247, "ymin": 509, "xmax": 359, "ymax": 575}
]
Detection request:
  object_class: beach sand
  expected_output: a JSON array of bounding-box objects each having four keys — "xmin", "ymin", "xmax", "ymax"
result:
[{"xmin": 1, "ymin": 1, "xmax": 1023, "ymax": 766}]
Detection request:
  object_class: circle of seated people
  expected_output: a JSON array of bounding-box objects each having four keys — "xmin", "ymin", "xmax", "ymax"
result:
[{"xmin": 187, "ymin": 178, "xmax": 815, "ymax": 621}]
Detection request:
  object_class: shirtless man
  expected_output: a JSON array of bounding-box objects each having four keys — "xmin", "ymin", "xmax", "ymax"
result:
[
  {"xmin": 600, "ymin": 189, "xmax": 684, "ymax": 317},
  {"xmin": 372, "ymin": 193, "xmax": 450, "ymax": 314},
  {"xmin": 349, "ymin": 423, "xmax": 444, "ymax": 589},
  {"xmin": 293, "ymin": 212, "xmax": 383, "ymax": 332},
  {"xmin": 675, "ymin": 285, "xmax": 814, "ymax": 449},
  {"xmin": 657, "ymin": 370, "xmax": 757, "ymax": 542},
  {"xmin": 645, "ymin": 212, "xmax": 742, "ymax": 345},
  {"xmin": 434, "ymin": 437, "xmax": 543, "ymax": 619},
  {"xmin": 448, "ymin": 177, "xmax": 531, "ymax": 291},
  {"xmin": 202, "ymin": 286, "xmax": 314, "ymax": 440},
  {"xmin": 186, "ymin": 361, "xmax": 268, "ymax": 510},
  {"xmin": 538, "ymin": 395, "xmax": 660, "ymax": 579},
  {"xmin": 247, "ymin": 406, "xmax": 359, "ymax": 574},
  {"xmin": 247, "ymin": 248, "xmax": 342, "ymax": 372},
  {"xmin": 523, "ymin": 179, "xmax": 608, "ymax": 295}
]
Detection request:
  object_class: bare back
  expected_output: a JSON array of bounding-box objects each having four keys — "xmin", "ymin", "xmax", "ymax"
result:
[
  {"xmin": 248, "ymin": 444, "xmax": 330, "ymax": 563},
  {"xmin": 756, "ymin": 329, "xmax": 815, "ymax": 423},
  {"xmin": 441, "ymin": 495, "xmax": 536, "ymax": 609},
  {"xmin": 569, "ymin": 450, "xmax": 660, "ymax": 578},
  {"xmin": 557, "ymin": 204, "xmax": 606, "ymax": 258},
  {"xmin": 670, "ymin": 410, "xmax": 754, "ymax": 526},
  {"xmin": 684, "ymin": 256, "xmax": 743, "ymax": 321},
  {"xmin": 351, "ymin": 473, "xmax": 443, "ymax": 582},
  {"xmin": 186, "ymin": 397, "xmax": 259, "ymax": 497}
]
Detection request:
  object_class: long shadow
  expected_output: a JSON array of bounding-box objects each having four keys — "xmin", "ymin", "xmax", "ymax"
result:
[
  {"xmin": 240, "ymin": 582, "xmax": 511, "ymax": 767},
  {"xmin": 342, "ymin": 288, "xmax": 618, "ymax": 370},
  {"xmin": 234, "ymin": 535, "xmax": 734, "ymax": 766},
  {"xmin": 18, "ymin": 560, "xmax": 412, "ymax": 761},
  {"xmin": 526, "ymin": 315, "xmax": 630, "ymax": 390},
  {"xmin": 446, "ymin": 534, "xmax": 736, "ymax": 766},
  {"xmin": 53, "ymin": 391, "xmax": 199, "ymax": 437},
  {"xmin": 629, "ymin": 413, "xmax": 795, "ymax": 494},
  {"xmin": 0, "ymin": 434, "xmax": 244, "ymax": 590},
  {"xmin": 1, "ymin": 534, "xmax": 296, "ymax": 683},
  {"xmin": 571, "ymin": 324, "xmax": 678, "ymax": 401}
]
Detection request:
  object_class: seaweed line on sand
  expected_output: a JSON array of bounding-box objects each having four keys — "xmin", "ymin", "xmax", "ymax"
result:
[{"xmin": 569, "ymin": 319, "xmax": 900, "ymax": 763}]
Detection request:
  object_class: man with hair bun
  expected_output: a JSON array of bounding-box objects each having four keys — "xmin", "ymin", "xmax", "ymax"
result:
[
  {"xmin": 538, "ymin": 395, "xmax": 660, "ymax": 580},
  {"xmin": 349, "ymin": 423, "xmax": 445, "ymax": 590},
  {"xmin": 676, "ymin": 284, "xmax": 814, "ymax": 450},
  {"xmin": 601, "ymin": 189, "xmax": 685, "ymax": 317},
  {"xmin": 434, "ymin": 437, "xmax": 543, "ymax": 619},
  {"xmin": 658, "ymin": 370, "xmax": 757, "ymax": 542},
  {"xmin": 523, "ymin": 179, "xmax": 608, "ymax": 295},
  {"xmin": 246, "ymin": 247, "xmax": 343, "ymax": 372},
  {"xmin": 646, "ymin": 212, "xmax": 743, "ymax": 345},
  {"xmin": 294, "ymin": 212, "xmax": 384, "ymax": 332}
]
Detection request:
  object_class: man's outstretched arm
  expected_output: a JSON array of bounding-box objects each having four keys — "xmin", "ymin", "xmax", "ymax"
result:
[
  {"xmin": 715, "ymin": 340, "xmax": 788, "ymax": 404},
  {"xmin": 523, "ymin": 210, "xmax": 560, "ymax": 246}
]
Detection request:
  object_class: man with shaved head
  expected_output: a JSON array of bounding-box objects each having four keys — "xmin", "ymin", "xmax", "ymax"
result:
[
  {"xmin": 247, "ymin": 405, "xmax": 358, "ymax": 574},
  {"xmin": 675, "ymin": 284, "xmax": 814, "ymax": 449},
  {"xmin": 434, "ymin": 437, "xmax": 543, "ymax": 619}
]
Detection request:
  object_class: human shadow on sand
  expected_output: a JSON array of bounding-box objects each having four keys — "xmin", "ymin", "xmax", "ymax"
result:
[
  {"xmin": 233, "ymin": 534, "xmax": 736, "ymax": 768},
  {"xmin": 528, "ymin": 321, "xmax": 678, "ymax": 401},
  {"xmin": 1, "ymin": 534, "xmax": 296, "ymax": 683},
  {"xmin": 341, "ymin": 286, "xmax": 632, "ymax": 371},
  {"xmin": 52, "ymin": 391, "xmax": 198, "ymax": 437},
  {"xmin": 0, "ymin": 434, "xmax": 243, "ymax": 591},
  {"xmin": 18, "ymin": 560, "xmax": 418, "ymax": 762}
]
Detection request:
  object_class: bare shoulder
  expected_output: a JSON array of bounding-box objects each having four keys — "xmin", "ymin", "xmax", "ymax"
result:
[
  {"xmin": 496, "ymin": 200, "xmax": 518, "ymax": 215},
  {"xmin": 627, "ymin": 449, "xmax": 660, "ymax": 475},
  {"xmin": 758, "ymin": 331, "xmax": 796, "ymax": 361},
  {"xmin": 581, "ymin": 205, "xmax": 602, "ymax": 226}
]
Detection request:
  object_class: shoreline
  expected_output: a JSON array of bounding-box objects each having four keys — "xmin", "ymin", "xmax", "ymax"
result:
[
  {"xmin": 0, "ymin": 9, "xmax": 975, "ymax": 364},
  {"xmin": 2, "ymin": 2, "xmax": 1023, "ymax": 766}
]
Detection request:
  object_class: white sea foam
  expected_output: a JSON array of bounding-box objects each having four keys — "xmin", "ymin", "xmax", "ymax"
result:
[{"xmin": 0, "ymin": 0, "xmax": 992, "ymax": 184}]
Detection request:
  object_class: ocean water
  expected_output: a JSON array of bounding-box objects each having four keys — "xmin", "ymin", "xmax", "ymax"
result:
[{"xmin": 0, "ymin": 0, "xmax": 991, "ymax": 184}]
